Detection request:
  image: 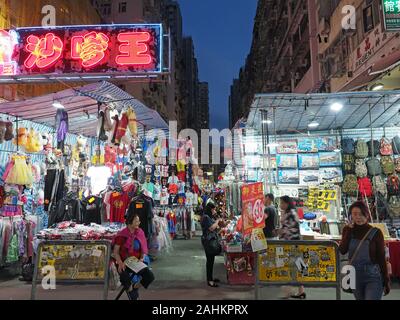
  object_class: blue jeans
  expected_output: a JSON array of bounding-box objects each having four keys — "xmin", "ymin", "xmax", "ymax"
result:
[{"xmin": 353, "ymin": 264, "xmax": 383, "ymax": 300}]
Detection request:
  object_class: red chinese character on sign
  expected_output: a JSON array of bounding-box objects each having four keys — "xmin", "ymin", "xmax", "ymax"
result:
[
  {"xmin": 24, "ymin": 33, "xmax": 63, "ymax": 69},
  {"xmin": 116, "ymin": 32, "xmax": 152, "ymax": 66},
  {"xmin": 365, "ymin": 37, "xmax": 371, "ymax": 51},
  {"xmin": 357, "ymin": 47, "xmax": 362, "ymax": 59},
  {"xmin": 71, "ymin": 31, "xmax": 109, "ymax": 68}
]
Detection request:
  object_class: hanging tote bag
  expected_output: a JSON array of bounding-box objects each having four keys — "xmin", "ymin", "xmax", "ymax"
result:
[{"xmin": 342, "ymin": 228, "xmax": 374, "ymax": 294}]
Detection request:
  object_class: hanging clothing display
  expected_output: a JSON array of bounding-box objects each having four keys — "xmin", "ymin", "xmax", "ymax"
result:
[
  {"xmin": 44, "ymin": 169, "xmax": 65, "ymax": 212},
  {"xmin": 48, "ymin": 192, "xmax": 82, "ymax": 227},
  {"xmin": 56, "ymin": 109, "xmax": 69, "ymax": 152},
  {"xmin": 3, "ymin": 155, "xmax": 34, "ymax": 186},
  {"xmin": 166, "ymin": 211, "xmax": 177, "ymax": 239},
  {"xmin": 0, "ymin": 217, "xmax": 35, "ymax": 266},
  {"xmin": 127, "ymin": 194, "xmax": 154, "ymax": 240},
  {"xmin": 81, "ymin": 195, "xmax": 102, "ymax": 225}
]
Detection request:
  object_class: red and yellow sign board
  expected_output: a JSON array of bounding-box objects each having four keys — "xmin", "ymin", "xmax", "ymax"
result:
[
  {"xmin": 0, "ymin": 24, "xmax": 162, "ymax": 78},
  {"xmin": 241, "ymin": 182, "xmax": 265, "ymax": 235}
]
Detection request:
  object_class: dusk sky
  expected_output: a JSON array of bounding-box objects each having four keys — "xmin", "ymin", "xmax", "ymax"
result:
[{"xmin": 178, "ymin": 0, "xmax": 258, "ymax": 130}]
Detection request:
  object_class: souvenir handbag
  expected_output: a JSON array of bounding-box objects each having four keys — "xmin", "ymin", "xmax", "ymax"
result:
[
  {"xmin": 343, "ymin": 175, "xmax": 359, "ymax": 196},
  {"xmin": 367, "ymin": 140, "xmax": 380, "ymax": 157},
  {"xmin": 392, "ymin": 135, "xmax": 400, "ymax": 155},
  {"xmin": 372, "ymin": 176, "xmax": 387, "ymax": 198},
  {"xmin": 358, "ymin": 177, "xmax": 373, "ymax": 198},
  {"xmin": 342, "ymin": 138, "xmax": 355, "ymax": 154},
  {"xmin": 380, "ymin": 137, "xmax": 393, "ymax": 156},
  {"xmin": 343, "ymin": 154, "xmax": 355, "ymax": 174},
  {"xmin": 355, "ymin": 140, "xmax": 368, "ymax": 158},
  {"xmin": 355, "ymin": 159, "xmax": 368, "ymax": 178},
  {"xmin": 367, "ymin": 158, "xmax": 382, "ymax": 176},
  {"xmin": 395, "ymin": 157, "xmax": 400, "ymax": 173},
  {"xmin": 388, "ymin": 196, "xmax": 400, "ymax": 217},
  {"xmin": 387, "ymin": 175, "xmax": 400, "ymax": 196},
  {"xmin": 381, "ymin": 156, "xmax": 395, "ymax": 175},
  {"xmin": 342, "ymin": 228, "xmax": 374, "ymax": 294}
]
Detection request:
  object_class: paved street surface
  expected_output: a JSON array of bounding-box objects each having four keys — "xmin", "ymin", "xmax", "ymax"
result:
[{"xmin": 0, "ymin": 238, "xmax": 399, "ymax": 300}]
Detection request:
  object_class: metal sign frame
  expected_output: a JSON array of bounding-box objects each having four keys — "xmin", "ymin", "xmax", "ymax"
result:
[
  {"xmin": 255, "ymin": 240, "xmax": 341, "ymax": 300},
  {"xmin": 31, "ymin": 240, "xmax": 111, "ymax": 300}
]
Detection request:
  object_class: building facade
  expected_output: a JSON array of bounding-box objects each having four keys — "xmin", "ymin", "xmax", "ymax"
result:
[
  {"xmin": 228, "ymin": 0, "xmax": 321, "ymax": 128},
  {"xmin": 92, "ymin": 0, "xmax": 189, "ymax": 129},
  {"xmin": 317, "ymin": 0, "xmax": 400, "ymax": 92},
  {"xmin": 198, "ymin": 82, "xmax": 210, "ymax": 131},
  {"xmin": 183, "ymin": 37, "xmax": 199, "ymax": 131},
  {"xmin": 0, "ymin": 0, "xmax": 102, "ymax": 102}
]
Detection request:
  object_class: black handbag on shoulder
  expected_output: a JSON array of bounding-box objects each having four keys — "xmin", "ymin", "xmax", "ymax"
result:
[{"xmin": 202, "ymin": 231, "xmax": 222, "ymax": 256}]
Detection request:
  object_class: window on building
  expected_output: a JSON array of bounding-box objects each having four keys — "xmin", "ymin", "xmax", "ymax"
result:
[
  {"xmin": 363, "ymin": 5, "xmax": 374, "ymax": 33},
  {"xmin": 119, "ymin": 2, "xmax": 127, "ymax": 13}
]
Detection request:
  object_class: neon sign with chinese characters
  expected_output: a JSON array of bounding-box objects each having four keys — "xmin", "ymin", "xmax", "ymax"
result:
[{"xmin": 0, "ymin": 24, "xmax": 162, "ymax": 78}]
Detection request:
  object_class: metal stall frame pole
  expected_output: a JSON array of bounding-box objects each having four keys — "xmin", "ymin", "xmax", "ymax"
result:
[
  {"xmin": 260, "ymin": 109, "xmax": 267, "ymax": 192},
  {"xmin": 368, "ymin": 103, "xmax": 378, "ymax": 223},
  {"xmin": 273, "ymin": 107, "xmax": 278, "ymax": 190},
  {"xmin": 266, "ymin": 110, "xmax": 273, "ymax": 194},
  {"xmin": 255, "ymin": 251, "xmax": 260, "ymax": 300},
  {"xmin": 15, "ymin": 116, "xmax": 19, "ymax": 151}
]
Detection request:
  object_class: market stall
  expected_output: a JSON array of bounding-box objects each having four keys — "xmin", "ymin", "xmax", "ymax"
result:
[
  {"xmin": 0, "ymin": 81, "xmax": 202, "ymax": 279},
  {"xmin": 240, "ymin": 90, "xmax": 400, "ymax": 279}
]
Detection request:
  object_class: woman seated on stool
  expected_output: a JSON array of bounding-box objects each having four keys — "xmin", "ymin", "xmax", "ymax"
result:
[{"xmin": 113, "ymin": 212, "xmax": 155, "ymax": 300}]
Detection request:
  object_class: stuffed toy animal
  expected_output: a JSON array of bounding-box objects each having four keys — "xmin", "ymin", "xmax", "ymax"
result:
[
  {"xmin": 4, "ymin": 121, "xmax": 14, "ymax": 141},
  {"xmin": 0, "ymin": 120, "xmax": 6, "ymax": 144},
  {"xmin": 126, "ymin": 107, "xmax": 138, "ymax": 138},
  {"xmin": 13, "ymin": 127, "xmax": 27, "ymax": 147},
  {"xmin": 42, "ymin": 133, "xmax": 53, "ymax": 152}
]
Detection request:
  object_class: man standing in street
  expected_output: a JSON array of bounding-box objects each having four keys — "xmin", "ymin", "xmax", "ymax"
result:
[{"xmin": 263, "ymin": 193, "xmax": 277, "ymax": 239}]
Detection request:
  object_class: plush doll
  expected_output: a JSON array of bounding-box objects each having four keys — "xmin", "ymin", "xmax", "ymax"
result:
[
  {"xmin": 126, "ymin": 106, "xmax": 138, "ymax": 138},
  {"xmin": 4, "ymin": 120, "xmax": 14, "ymax": 141},
  {"xmin": 0, "ymin": 120, "xmax": 6, "ymax": 144},
  {"xmin": 37, "ymin": 189, "xmax": 44, "ymax": 206},
  {"xmin": 14, "ymin": 127, "xmax": 27, "ymax": 147},
  {"xmin": 42, "ymin": 133, "xmax": 53, "ymax": 152}
]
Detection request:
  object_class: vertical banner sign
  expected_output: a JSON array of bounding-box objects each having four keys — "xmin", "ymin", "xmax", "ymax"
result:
[
  {"xmin": 241, "ymin": 182, "xmax": 265, "ymax": 235},
  {"xmin": 382, "ymin": 0, "xmax": 400, "ymax": 31}
]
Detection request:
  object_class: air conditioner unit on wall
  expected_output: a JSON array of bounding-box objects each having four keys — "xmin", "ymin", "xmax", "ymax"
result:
[{"xmin": 343, "ymin": 28, "xmax": 356, "ymax": 37}]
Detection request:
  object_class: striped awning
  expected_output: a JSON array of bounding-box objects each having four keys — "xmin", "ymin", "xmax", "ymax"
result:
[{"xmin": 0, "ymin": 81, "xmax": 168, "ymax": 137}]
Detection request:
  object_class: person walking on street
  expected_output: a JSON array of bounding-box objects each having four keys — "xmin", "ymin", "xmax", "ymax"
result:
[
  {"xmin": 263, "ymin": 193, "xmax": 277, "ymax": 240},
  {"xmin": 278, "ymin": 196, "xmax": 305, "ymax": 299}
]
